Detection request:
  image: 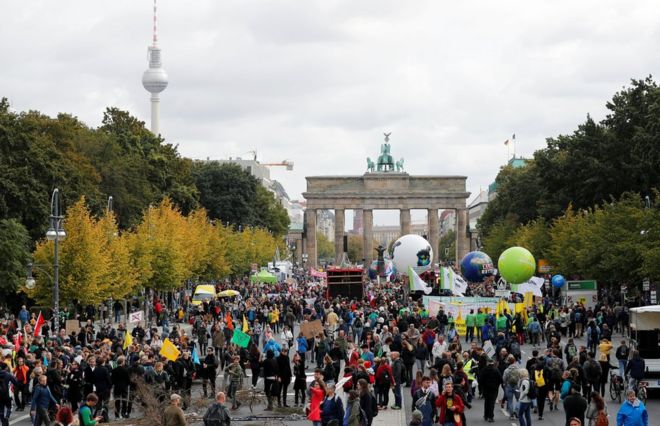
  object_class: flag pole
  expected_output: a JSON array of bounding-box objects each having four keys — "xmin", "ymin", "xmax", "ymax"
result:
[{"xmin": 512, "ymin": 133, "xmax": 516, "ymax": 159}]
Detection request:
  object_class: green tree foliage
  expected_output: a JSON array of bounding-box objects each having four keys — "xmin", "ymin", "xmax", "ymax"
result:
[
  {"xmin": 192, "ymin": 161, "xmax": 289, "ymax": 236},
  {"xmin": 481, "ymin": 218, "xmax": 518, "ymax": 262},
  {"xmin": 438, "ymin": 230, "xmax": 456, "ymax": 262},
  {"xmin": 316, "ymin": 232, "xmax": 334, "ymax": 262},
  {"xmin": 479, "ymin": 77, "xmax": 660, "ymax": 239},
  {"xmin": 0, "ymin": 219, "xmax": 31, "ymax": 298}
]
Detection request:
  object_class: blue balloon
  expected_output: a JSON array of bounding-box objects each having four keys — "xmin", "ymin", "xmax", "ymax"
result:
[{"xmin": 552, "ymin": 274, "xmax": 566, "ymax": 288}]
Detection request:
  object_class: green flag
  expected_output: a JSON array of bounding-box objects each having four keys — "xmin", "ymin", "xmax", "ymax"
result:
[{"xmin": 231, "ymin": 329, "xmax": 251, "ymax": 348}]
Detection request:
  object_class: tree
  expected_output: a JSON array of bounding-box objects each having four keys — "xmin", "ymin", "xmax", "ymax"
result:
[
  {"xmin": 438, "ymin": 230, "xmax": 456, "ymax": 262},
  {"xmin": 347, "ymin": 235, "xmax": 364, "ymax": 264},
  {"xmin": 0, "ymin": 219, "xmax": 31, "ymax": 300},
  {"xmin": 508, "ymin": 218, "xmax": 551, "ymax": 261},
  {"xmin": 192, "ymin": 162, "xmax": 259, "ymax": 228},
  {"xmin": 253, "ymin": 185, "xmax": 290, "ymax": 237},
  {"xmin": 30, "ymin": 197, "xmax": 111, "ymax": 307},
  {"xmin": 317, "ymin": 232, "xmax": 334, "ymax": 262},
  {"xmin": 97, "ymin": 210, "xmax": 140, "ymax": 300},
  {"xmin": 130, "ymin": 199, "xmax": 191, "ymax": 292},
  {"xmin": 192, "ymin": 161, "xmax": 290, "ymax": 236},
  {"xmin": 481, "ymin": 218, "xmax": 518, "ymax": 263}
]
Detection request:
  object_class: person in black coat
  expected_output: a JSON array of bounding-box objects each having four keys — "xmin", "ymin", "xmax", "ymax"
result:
[
  {"xmin": 262, "ymin": 350, "xmax": 279, "ymax": 411},
  {"xmin": 83, "ymin": 357, "xmax": 112, "ymax": 408},
  {"xmin": 175, "ymin": 351, "xmax": 195, "ymax": 410},
  {"xmin": 202, "ymin": 348, "xmax": 218, "ymax": 398},
  {"xmin": 479, "ymin": 359, "xmax": 503, "ymax": 422},
  {"xmin": 111, "ymin": 357, "xmax": 130, "ymax": 419},
  {"xmin": 276, "ymin": 348, "xmax": 292, "ymax": 407},
  {"xmin": 66, "ymin": 361, "xmax": 83, "ymax": 411},
  {"xmin": 563, "ymin": 384, "xmax": 588, "ymax": 426}
]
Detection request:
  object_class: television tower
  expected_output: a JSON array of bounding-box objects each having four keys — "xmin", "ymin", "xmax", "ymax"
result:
[{"xmin": 142, "ymin": 0, "xmax": 168, "ymax": 135}]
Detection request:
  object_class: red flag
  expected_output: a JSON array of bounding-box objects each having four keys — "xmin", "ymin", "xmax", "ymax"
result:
[
  {"xmin": 34, "ymin": 311, "xmax": 46, "ymax": 337},
  {"xmin": 13, "ymin": 332, "xmax": 22, "ymax": 348},
  {"xmin": 225, "ymin": 312, "xmax": 234, "ymax": 331}
]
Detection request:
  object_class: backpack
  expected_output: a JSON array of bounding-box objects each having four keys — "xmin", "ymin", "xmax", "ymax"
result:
[
  {"xmin": 370, "ymin": 392, "xmax": 378, "ymax": 417},
  {"xmin": 535, "ymin": 370, "xmax": 546, "ymax": 387},
  {"xmin": 507, "ymin": 367, "xmax": 521, "ymax": 385},
  {"xmin": 353, "ymin": 317, "xmax": 362, "ymax": 328},
  {"xmin": 566, "ymin": 344, "xmax": 577, "ymax": 359},
  {"xmin": 527, "ymin": 379, "xmax": 538, "ymax": 399},
  {"xmin": 378, "ymin": 369, "xmax": 391, "ymax": 385},
  {"xmin": 358, "ymin": 406, "xmax": 369, "ymax": 426}
]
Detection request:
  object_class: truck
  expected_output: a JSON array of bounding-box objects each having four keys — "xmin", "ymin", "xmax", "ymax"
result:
[{"xmin": 629, "ymin": 305, "xmax": 660, "ymax": 390}]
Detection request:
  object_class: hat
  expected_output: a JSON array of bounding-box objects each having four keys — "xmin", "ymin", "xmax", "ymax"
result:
[
  {"xmin": 170, "ymin": 393, "xmax": 181, "ymax": 401},
  {"xmin": 412, "ymin": 410, "xmax": 423, "ymax": 421}
]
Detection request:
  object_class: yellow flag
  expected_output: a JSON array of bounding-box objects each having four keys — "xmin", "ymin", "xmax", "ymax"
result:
[
  {"xmin": 123, "ymin": 331, "xmax": 133, "ymax": 350},
  {"xmin": 242, "ymin": 315, "xmax": 249, "ymax": 333},
  {"xmin": 160, "ymin": 338, "xmax": 181, "ymax": 362}
]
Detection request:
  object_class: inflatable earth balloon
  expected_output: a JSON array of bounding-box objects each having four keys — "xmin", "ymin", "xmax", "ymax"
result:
[
  {"xmin": 391, "ymin": 234, "xmax": 433, "ymax": 273},
  {"xmin": 460, "ymin": 251, "xmax": 495, "ymax": 282},
  {"xmin": 552, "ymin": 274, "xmax": 566, "ymax": 288},
  {"xmin": 497, "ymin": 246, "xmax": 536, "ymax": 284}
]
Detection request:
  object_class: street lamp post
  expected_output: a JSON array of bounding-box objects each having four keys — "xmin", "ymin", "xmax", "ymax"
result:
[{"xmin": 46, "ymin": 188, "xmax": 66, "ymax": 330}]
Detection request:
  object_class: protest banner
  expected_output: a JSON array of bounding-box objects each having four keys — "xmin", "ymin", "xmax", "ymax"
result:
[{"xmin": 300, "ymin": 319, "xmax": 324, "ymax": 339}]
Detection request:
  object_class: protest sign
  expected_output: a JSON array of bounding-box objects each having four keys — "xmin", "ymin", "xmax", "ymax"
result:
[{"xmin": 300, "ymin": 319, "xmax": 324, "ymax": 339}]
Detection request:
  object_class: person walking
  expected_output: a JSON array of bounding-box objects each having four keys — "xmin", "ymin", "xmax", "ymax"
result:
[
  {"xmin": 320, "ymin": 384, "xmax": 344, "ymax": 426},
  {"xmin": 517, "ymin": 369, "xmax": 533, "ymax": 426},
  {"xmin": 0, "ymin": 363, "xmax": 19, "ymax": 426},
  {"xmin": 436, "ymin": 381, "xmax": 464, "ymax": 426},
  {"xmin": 563, "ymin": 384, "xmax": 588, "ymax": 426},
  {"xmin": 344, "ymin": 390, "xmax": 362, "ymax": 426},
  {"xmin": 277, "ymin": 348, "xmax": 292, "ymax": 407},
  {"xmin": 202, "ymin": 392, "xmax": 231, "ymax": 426},
  {"xmin": 308, "ymin": 379, "xmax": 326, "ymax": 426},
  {"xmin": 163, "ymin": 394, "xmax": 187, "ymax": 426},
  {"xmin": 411, "ymin": 376, "xmax": 436, "ymax": 426},
  {"xmin": 625, "ymin": 351, "xmax": 645, "ymax": 393},
  {"xmin": 615, "ymin": 340, "xmax": 629, "ymax": 378},
  {"xmin": 31, "ymin": 374, "xmax": 60, "ymax": 426},
  {"xmin": 585, "ymin": 392, "xmax": 608, "ymax": 426},
  {"xmin": 616, "ymin": 390, "xmax": 648, "ymax": 426},
  {"xmin": 479, "ymin": 359, "xmax": 502, "ymax": 423}
]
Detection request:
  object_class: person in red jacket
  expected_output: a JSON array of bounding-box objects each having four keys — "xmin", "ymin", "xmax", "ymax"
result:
[
  {"xmin": 374, "ymin": 358, "xmax": 395, "ymax": 409},
  {"xmin": 436, "ymin": 381, "xmax": 465, "ymax": 426}
]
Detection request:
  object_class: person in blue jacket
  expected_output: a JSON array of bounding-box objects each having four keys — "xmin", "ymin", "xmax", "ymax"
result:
[
  {"xmin": 616, "ymin": 389, "xmax": 648, "ymax": 426},
  {"xmin": 31, "ymin": 374, "xmax": 59, "ymax": 426}
]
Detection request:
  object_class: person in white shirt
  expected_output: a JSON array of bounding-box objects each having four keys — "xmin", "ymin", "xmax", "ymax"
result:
[{"xmin": 432, "ymin": 335, "xmax": 448, "ymax": 364}]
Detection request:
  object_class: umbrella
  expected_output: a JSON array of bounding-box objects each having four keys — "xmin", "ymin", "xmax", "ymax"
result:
[{"xmin": 218, "ymin": 290, "xmax": 240, "ymax": 297}]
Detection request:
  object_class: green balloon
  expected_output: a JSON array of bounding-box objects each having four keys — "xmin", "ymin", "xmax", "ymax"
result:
[{"xmin": 498, "ymin": 246, "xmax": 536, "ymax": 284}]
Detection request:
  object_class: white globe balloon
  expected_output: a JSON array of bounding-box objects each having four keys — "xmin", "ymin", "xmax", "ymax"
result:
[{"xmin": 391, "ymin": 234, "xmax": 434, "ymax": 273}]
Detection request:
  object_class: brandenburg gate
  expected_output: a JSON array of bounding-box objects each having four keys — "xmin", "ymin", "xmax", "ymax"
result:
[{"xmin": 301, "ymin": 134, "xmax": 471, "ymax": 267}]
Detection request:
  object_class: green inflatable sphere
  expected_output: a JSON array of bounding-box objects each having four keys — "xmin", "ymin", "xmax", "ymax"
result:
[{"xmin": 497, "ymin": 246, "xmax": 536, "ymax": 284}]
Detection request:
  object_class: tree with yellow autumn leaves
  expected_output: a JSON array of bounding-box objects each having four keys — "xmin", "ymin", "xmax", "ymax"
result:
[{"xmin": 27, "ymin": 197, "xmax": 283, "ymax": 307}]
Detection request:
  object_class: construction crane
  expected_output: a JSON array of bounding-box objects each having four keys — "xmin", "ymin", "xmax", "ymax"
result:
[{"xmin": 239, "ymin": 150, "xmax": 294, "ymax": 171}]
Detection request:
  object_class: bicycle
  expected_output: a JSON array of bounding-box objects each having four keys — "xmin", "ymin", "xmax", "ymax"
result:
[
  {"xmin": 609, "ymin": 370, "xmax": 624, "ymax": 402},
  {"xmin": 636, "ymin": 381, "xmax": 648, "ymax": 405}
]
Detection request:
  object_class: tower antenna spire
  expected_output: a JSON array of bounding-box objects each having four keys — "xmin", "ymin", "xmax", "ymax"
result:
[{"xmin": 152, "ymin": 0, "xmax": 158, "ymax": 46}]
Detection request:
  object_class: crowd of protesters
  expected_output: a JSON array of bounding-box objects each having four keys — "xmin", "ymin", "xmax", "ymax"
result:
[{"xmin": 0, "ymin": 272, "xmax": 651, "ymax": 426}]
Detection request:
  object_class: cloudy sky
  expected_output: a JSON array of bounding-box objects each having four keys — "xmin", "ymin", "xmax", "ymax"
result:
[{"xmin": 2, "ymin": 1, "xmax": 659, "ymax": 225}]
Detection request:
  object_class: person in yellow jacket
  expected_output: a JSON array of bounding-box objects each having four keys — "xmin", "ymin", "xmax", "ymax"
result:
[
  {"xmin": 271, "ymin": 306, "xmax": 280, "ymax": 333},
  {"xmin": 598, "ymin": 338, "xmax": 614, "ymax": 361}
]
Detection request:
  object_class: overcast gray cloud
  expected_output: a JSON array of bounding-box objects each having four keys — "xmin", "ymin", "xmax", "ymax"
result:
[{"xmin": 2, "ymin": 0, "xmax": 659, "ymax": 225}]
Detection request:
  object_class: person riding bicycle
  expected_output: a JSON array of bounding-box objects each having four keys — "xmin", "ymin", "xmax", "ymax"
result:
[{"xmin": 624, "ymin": 350, "xmax": 645, "ymax": 392}]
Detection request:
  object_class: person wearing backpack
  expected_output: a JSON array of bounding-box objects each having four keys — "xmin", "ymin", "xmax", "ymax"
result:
[
  {"xmin": 374, "ymin": 358, "xmax": 394, "ymax": 410},
  {"xmin": 320, "ymin": 384, "xmax": 345, "ymax": 426},
  {"xmin": 517, "ymin": 369, "xmax": 534, "ymax": 426},
  {"xmin": 534, "ymin": 361, "xmax": 550, "ymax": 421},
  {"xmin": 344, "ymin": 390, "xmax": 365, "ymax": 426},
  {"xmin": 202, "ymin": 392, "xmax": 231, "ymax": 426},
  {"xmin": 412, "ymin": 376, "xmax": 436, "ymax": 426},
  {"xmin": 502, "ymin": 355, "xmax": 520, "ymax": 419}
]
